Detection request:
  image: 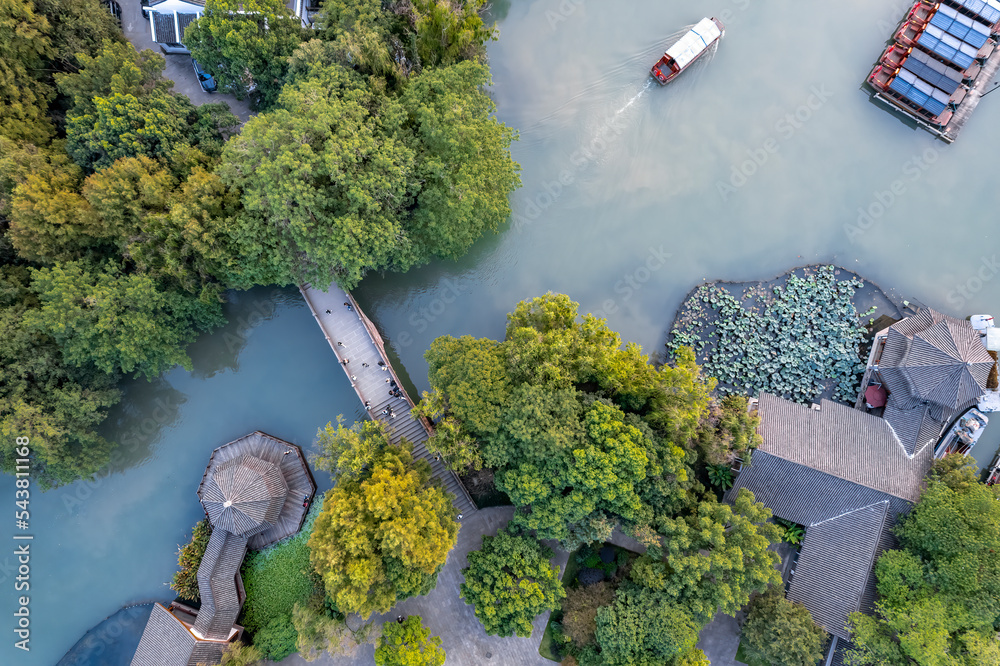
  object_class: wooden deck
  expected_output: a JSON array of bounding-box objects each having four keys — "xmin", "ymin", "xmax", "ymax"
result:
[
  {"xmin": 941, "ymin": 42, "xmax": 1000, "ymax": 142},
  {"xmin": 196, "ymin": 431, "xmax": 318, "ymax": 550},
  {"xmin": 299, "ymin": 283, "xmax": 477, "ymax": 517}
]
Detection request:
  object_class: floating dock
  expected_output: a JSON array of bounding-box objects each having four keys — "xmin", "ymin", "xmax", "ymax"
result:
[{"xmin": 868, "ymin": 0, "xmax": 1000, "ymax": 142}]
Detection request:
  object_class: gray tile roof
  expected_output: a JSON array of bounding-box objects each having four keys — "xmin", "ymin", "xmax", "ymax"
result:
[
  {"xmin": 177, "ymin": 12, "xmax": 199, "ymax": 41},
  {"xmin": 880, "ymin": 310, "xmax": 992, "ymax": 415},
  {"xmin": 151, "ymin": 11, "xmax": 177, "ymax": 43},
  {"xmin": 755, "ymin": 393, "xmax": 932, "ymax": 502},
  {"xmin": 725, "ymin": 450, "xmax": 911, "ymax": 527},
  {"xmin": 131, "ymin": 603, "xmax": 225, "ymax": 666},
  {"xmin": 192, "ymin": 529, "xmax": 247, "ymax": 640},
  {"xmin": 787, "ymin": 503, "xmax": 890, "ymax": 640},
  {"xmin": 200, "ymin": 454, "xmax": 288, "ymax": 536},
  {"xmin": 882, "ymin": 403, "xmax": 943, "ymax": 456}
]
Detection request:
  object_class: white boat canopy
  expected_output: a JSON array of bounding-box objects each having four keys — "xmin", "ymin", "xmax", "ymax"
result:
[{"xmin": 665, "ymin": 17, "xmax": 721, "ymax": 70}]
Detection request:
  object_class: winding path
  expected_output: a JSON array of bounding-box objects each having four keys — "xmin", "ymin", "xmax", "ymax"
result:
[{"xmin": 299, "ymin": 283, "xmax": 476, "ymax": 517}]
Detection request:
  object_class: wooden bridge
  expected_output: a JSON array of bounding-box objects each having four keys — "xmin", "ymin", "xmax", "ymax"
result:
[
  {"xmin": 941, "ymin": 42, "xmax": 1000, "ymax": 143},
  {"xmin": 299, "ymin": 283, "xmax": 477, "ymax": 517}
]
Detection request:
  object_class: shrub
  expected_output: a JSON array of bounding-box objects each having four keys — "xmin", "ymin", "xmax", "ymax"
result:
[
  {"xmin": 171, "ymin": 520, "xmax": 211, "ymax": 601},
  {"xmin": 219, "ymin": 641, "xmax": 262, "ymax": 666},
  {"xmin": 252, "ymin": 616, "xmax": 298, "ymax": 661},
  {"xmin": 578, "ymin": 568, "xmax": 605, "ymax": 587},
  {"xmin": 293, "ymin": 600, "xmax": 376, "ymax": 661},
  {"xmin": 374, "ymin": 616, "xmax": 446, "ymax": 666},
  {"xmin": 240, "ymin": 498, "xmax": 323, "ymax": 634},
  {"xmin": 707, "ymin": 464, "xmax": 734, "ymax": 490}
]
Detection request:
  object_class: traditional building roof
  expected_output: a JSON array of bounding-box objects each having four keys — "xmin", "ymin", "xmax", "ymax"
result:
[
  {"xmin": 754, "ymin": 393, "xmax": 932, "ymax": 501},
  {"xmin": 786, "ymin": 503, "xmax": 890, "ymax": 640},
  {"xmin": 199, "ymin": 454, "xmax": 288, "ymax": 537},
  {"xmin": 192, "ymin": 530, "xmax": 248, "ymax": 640},
  {"xmin": 725, "ymin": 450, "xmax": 912, "ymax": 526},
  {"xmin": 131, "ymin": 604, "xmax": 225, "ymax": 666}
]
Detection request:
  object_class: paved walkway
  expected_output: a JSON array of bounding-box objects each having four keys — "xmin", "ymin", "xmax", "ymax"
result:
[
  {"xmin": 299, "ymin": 283, "xmax": 476, "ymax": 516},
  {"xmin": 267, "ymin": 507, "xmax": 564, "ymax": 666},
  {"xmin": 119, "ymin": 0, "xmax": 252, "ymax": 121}
]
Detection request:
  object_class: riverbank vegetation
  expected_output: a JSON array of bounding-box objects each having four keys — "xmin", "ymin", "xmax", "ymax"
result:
[
  {"xmin": 171, "ymin": 519, "xmax": 212, "ymax": 602},
  {"xmin": 416, "ymin": 293, "xmax": 785, "ymax": 664},
  {"xmin": 846, "ymin": 457, "xmax": 1000, "ymax": 666},
  {"xmin": 0, "ymin": 0, "xmax": 517, "ymax": 486}
]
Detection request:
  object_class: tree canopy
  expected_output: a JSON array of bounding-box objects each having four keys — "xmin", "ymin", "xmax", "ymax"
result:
[
  {"xmin": 184, "ymin": 0, "xmax": 306, "ymax": 109},
  {"xmin": 374, "ymin": 616, "xmax": 446, "ymax": 666},
  {"xmin": 739, "ymin": 586, "xmax": 826, "ymax": 666},
  {"xmin": 846, "ymin": 457, "xmax": 1000, "ymax": 666},
  {"xmin": 594, "ymin": 585, "xmax": 701, "ymax": 666},
  {"xmin": 309, "ymin": 420, "xmax": 459, "ymax": 618},
  {"xmin": 416, "ymin": 293, "xmax": 714, "ymax": 548},
  {"xmin": 459, "ymin": 529, "xmax": 565, "ymax": 637}
]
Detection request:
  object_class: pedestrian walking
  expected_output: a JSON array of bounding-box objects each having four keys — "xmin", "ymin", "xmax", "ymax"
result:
[
  {"xmin": 364, "ymin": 401, "xmax": 371, "ymax": 410},
  {"xmin": 362, "ymin": 362, "xmax": 369, "ymax": 368},
  {"xmin": 342, "ymin": 359, "xmax": 349, "ymax": 365},
  {"xmin": 337, "ymin": 341, "xmax": 344, "ymax": 347},
  {"xmin": 385, "ymin": 378, "xmax": 391, "ymax": 384},
  {"xmin": 325, "ymin": 309, "xmax": 331, "ymax": 314},
  {"xmin": 351, "ymin": 375, "xmax": 357, "ymax": 381}
]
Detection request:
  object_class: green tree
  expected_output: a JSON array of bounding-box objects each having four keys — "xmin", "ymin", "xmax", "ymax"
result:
[
  {"xmin": 292, "ymin": 600, "xmax": 376, "ymax": 661},
  {"xmin": 375, "ymin": 616, "xmax": 446, "ymax": 666},
  {"xmin": 25, "ymin": 261, "xmax": 225, "ymax": 378},
  {"xmin": 594, "ymin": 585, "xmax": 700, "ymax": 666},
  {"xmin": 184, "ymin": 0, "xmax": 305, "ymax": 109},
  {"xmin": 410, "ymin": 0, "xmax": 496, "ymax": 68},
  {"xmin": 219, "ymin": 640, "xmax": 263, "ymax": 666},
  {"xmin": 630, "ymin": 489, "xmax": 782, "ymax": 623},
  {"xmin": 0, "ymin": 266, "xmax": 120, "ymax": 486},
  {"xmin": 739, "ymin": 586, "xmax": 825, "ymax": 666},
  {"xmin": 846, "ymin": 457, "xmax": 1000, "ymax": 666},
  {"xmin": 0, "ymin": 0, "xmax": 54, "ymax": 142},
  {"xmin": 170, "ymin": 519, "xmax": 212, "ymax": 601},
  {"xmin": 400, "ymin": 61, "xmax": 520, "ymax": 264},
  {"xmin": 309, "ymin": 421, "xmax": 459, "ymax": 618},
  {"xmin": 219, "ymin": 62, "xmax": 414, "ymax": 288},
  {"xmin": 34, "ymin": 0, "xmax": 122, "ymax": 71},
  {"xmin": 459, "ymin": 529, "xmax": 565, "ymax": 637},
  {"xmin": 55, "ymin": 40, "xmax": 170, "ymax": 118}
]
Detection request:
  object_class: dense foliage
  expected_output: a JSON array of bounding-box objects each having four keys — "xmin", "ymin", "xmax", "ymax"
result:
[
  {"xmin": 1, "ymin": 0, "xmax": 513, "ymax": 487},
  {"xmin": 309, "ymin": 420, "xmax": 459, "ymax": 618},
  {"xmin": 415, "ymin": 293, "xmax": 716, "ymax": 547},
  {"xmin": 594, "ymin": 585, "xmax": 701, "ymax": 666},
  {"xmin": 739, "ymin": 587, "xmax": 825, "ymax": 666},
  {"xmin": 220, "ymin": 53, "xmax": 519, "ymax": 289},
  {"xmin": 239, "ymin": 498, "xmax": 323, "ymax": 659},
  {"xmin": 459, "ymin": 529, "xmax": 565, "ymax": 637},
  {"xmin": 375, "ymin": 616, "xmax": 446, "ymax": 666},
  {"xmin": 667, "ymin": 266, "xmax": 873, "ymax": 403},
  {"xmin": 291, "ymin": 599, "xmax": 377, "ymax": 661},
  {"xmin": 185, "ymin": 0, "xmax": 306, "ymax": 109},
  {"xmin": 846, "ymin": 457, "xmax": 1000, "ymax": 666},
  {"xmin": 170, "ymin": 519, "xmax": 212, "ymax": 601},
  {"xmin": 560, "ymin": 581, "xmax": 615, "ymax": 648}
]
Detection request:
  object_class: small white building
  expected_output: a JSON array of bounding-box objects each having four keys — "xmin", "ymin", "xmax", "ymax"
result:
[{"xmin": 148, "ymin": 0, "xmax": 205, "ymax": 53}]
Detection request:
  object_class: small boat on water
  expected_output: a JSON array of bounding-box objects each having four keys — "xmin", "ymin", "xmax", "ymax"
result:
[
  {"xmin": 934, "ymin": 408, "xmax": 989, "ymax": 459},
  {"xmin": 651, "ymin": 17, "xmax": 725, "ymax": 85}
]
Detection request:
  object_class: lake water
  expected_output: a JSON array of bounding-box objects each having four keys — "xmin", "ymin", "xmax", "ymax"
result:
[{"xmin": 5, "ymin": 0, "xmax": 1000, "ymax": 662}]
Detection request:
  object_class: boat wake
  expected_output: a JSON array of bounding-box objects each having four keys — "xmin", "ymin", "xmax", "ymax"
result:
[{"xmin": 616, "ymin": 80, "xmax": 654, "ymax": 115}]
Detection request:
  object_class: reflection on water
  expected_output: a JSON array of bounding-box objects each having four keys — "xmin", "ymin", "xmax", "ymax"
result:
[{"xmin": 100, "ymin": 378, "xmax": 187, "ymax": 473}]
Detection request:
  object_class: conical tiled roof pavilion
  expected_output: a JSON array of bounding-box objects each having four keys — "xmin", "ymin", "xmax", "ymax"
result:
[{"xmin": 199, "ymin": 454, "xmax": 288, "ymax": 537}]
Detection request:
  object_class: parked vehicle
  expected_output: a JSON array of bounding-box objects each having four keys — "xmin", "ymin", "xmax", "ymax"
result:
[{"xmin": 193, "ymin": 60, "xmax": 218, "ymax": 93}]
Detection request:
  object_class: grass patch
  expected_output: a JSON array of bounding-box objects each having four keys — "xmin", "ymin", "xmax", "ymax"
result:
[
  {"xmin": 239, "ymin": 496, "xmax": 324, "ymax": 635},
  {"xmin": 539, "ymin": 620, "xmax": 559, "ymax": 661}
]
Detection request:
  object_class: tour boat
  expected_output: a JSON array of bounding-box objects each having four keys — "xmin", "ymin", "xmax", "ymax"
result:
[
  {"xmin": 650, "ymin": 17, "xmax": 725, "ymax": 85},
  {"xmin": 934, "ymin": 408, "xmax": 989, "ymax": 458}
]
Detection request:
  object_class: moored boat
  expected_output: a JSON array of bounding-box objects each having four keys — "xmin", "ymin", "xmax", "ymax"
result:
[
  {"xmin": 934, "ymin": 408, "xmax": 989, "ymax": 458},
  {"xmin": 650, "ymin": 17, "xmax": 725, "ymax": 85}
]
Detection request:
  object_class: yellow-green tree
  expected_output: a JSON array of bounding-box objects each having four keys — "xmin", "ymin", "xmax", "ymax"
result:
[
  {"xmin": 309, "ymin": 420, "xmax": 459, "ymax": 618},
  {"xmin": 375, "ymin": 616, "xmax": 445, "ymax": 666}
]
